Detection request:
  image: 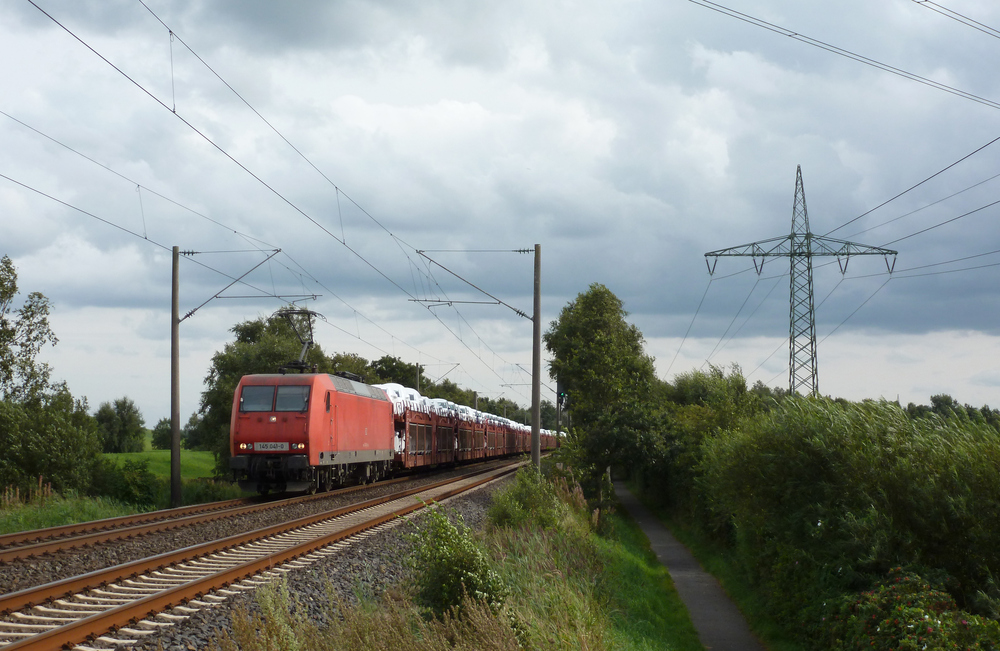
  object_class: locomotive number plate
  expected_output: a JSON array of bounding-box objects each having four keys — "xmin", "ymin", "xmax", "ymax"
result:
[{"xmin": 254, "ymin": 442, "xmax": 289, "ymax": 451}]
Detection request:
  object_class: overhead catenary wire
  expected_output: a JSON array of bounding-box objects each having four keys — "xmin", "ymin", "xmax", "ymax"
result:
[
  {"xmin": 29, "ymin": 2, "xmax": 538, "ymax": 401},
  {"xmin": 0, "ymin": 108, "xmax": 278, "ymax": 252},
  {"xmin": 0, "ymin": 171, "xmax": 297, "ymax": 307},
  {"xmin": 0, "ymin": 105, "xmax": 450, "ymax": 369},
  {"xmin": 131, "ymin": 1, "xmax": 538, "ymax": 393}
]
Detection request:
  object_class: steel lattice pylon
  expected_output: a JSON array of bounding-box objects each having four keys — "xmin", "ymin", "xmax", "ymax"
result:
[{"xmin": 705, "ymin": 166, "xmax": 897, "ymax": 396}]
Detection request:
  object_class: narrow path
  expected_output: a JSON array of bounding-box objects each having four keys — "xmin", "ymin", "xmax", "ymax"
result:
[{"xmin": 614, "ymin": 483, "xmax": 767, "ymax": 651}]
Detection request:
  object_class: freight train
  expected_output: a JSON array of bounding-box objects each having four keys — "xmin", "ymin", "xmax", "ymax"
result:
[{"xmin": 229, "ymin": 371, "xmax": 558, "ymax": 494}]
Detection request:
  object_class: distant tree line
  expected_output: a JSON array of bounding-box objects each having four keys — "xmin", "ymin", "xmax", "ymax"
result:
[{"xmin": 904, "ymin": 393, "xmax": 1000, "ymax": 432}]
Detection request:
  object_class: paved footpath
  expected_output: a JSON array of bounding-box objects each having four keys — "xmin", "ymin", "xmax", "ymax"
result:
[{"xmin": 614, "ymin": 483, "xmax": 767, "ymax": 651}]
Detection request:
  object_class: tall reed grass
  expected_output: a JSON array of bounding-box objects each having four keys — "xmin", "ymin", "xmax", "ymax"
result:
[{"xmin": 699, "ymin": 397, "xmax": 1000, "ymax": 644}]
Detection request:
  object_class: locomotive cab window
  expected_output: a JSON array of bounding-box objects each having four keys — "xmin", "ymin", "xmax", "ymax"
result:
[
  {"xmin": 275, "ymin": 385, "xmax": 310, "ymax": 412},
  {"xmin": 240, "ymin": 386, "xmax": 275, "ymax": 412}
]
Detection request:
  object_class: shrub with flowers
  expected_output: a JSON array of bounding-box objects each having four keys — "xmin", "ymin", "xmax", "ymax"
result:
[{"xmin": 824, "ymin": 568, "xmax": 1000, "ymax": 650}]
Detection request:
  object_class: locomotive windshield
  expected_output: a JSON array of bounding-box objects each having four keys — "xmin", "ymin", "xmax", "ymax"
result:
[
  {"xmin": 240, "ymin": 385, "xmax": 275, "ymax": 412},
  {"xmin": 239, "ymin": 385, "xmax": 309, "ymax": 412},
  {"xmin": 275, "ymin": 385, "xmax": 310, "ymax": 412}
]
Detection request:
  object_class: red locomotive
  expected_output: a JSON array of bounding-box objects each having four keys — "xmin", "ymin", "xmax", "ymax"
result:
[{"xmin": 229, "ymin": 372, "xmax": 557, "ymax": 494}]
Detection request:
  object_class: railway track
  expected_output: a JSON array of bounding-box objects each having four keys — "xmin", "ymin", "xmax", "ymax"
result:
[
  {"xmin": 0, "ymin": 461, "xmax": 518, "ymax": 650},
  {"xmin": 0, "ymin": 473, "xmax": 424, "ymax": 565}
]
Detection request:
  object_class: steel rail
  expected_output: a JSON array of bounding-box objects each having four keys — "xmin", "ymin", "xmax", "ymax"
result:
[
  {"xmin": 0, "ymin": 461, "xmax": 513, "ymax": 616},
  {"xmin": 2, "ymin": 464, "xmax": 516, "ymax": 650}
]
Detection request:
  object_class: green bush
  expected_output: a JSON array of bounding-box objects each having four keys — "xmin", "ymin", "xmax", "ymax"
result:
[
  {"xmin": 408, "ymin": 507, "xmax": 508, "ymax": 617},
  {"xmin": 637, "ymin": 365, "xmax": 761, "ymax": 521},
  {"xmin": 151, "ymin": 417, "xmax": 171, "ymax": 450},
  {"xmin": 0, "ymin": 389, "xmax": 102, "ymax": 495},
  {"xmin": 90, "ymin": 457, "xmax": 159, "ymax": 508},
  {"xmin": 179, "ymin": 477, "xmax": 244, "ymax": 505},
  {"xmin": 487, "ymin": 468, "xmax": 560, "ymax": 530},
  {"xmin": 825, "ymin": 568, "xmax": 1000, "ymax": 650}
]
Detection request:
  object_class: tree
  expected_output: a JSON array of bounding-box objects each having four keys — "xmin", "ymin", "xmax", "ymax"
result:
[
  {"xmin": 930, "ymin": 393, "xmax": 963, "ymax": 419},
  {"xmin": 0, "ymin": 255, "xmax": 57, "ymax": 401},
  {"xmin": 151, "ymin": 417, "xmax": 171, "ymax": 450},
  {"xmin": 370, "ymin": 355, "xmax": 423, "ymax": 387},
  {"xmin": 181, "ymin": 411, "xmax": 203, "ymax": 450},
  {"xmin": 544, "ymin": 283, "xmax": 657, "ymax": 425},
  {"xmin": 198, "ymin": 313, "xmax": 333, "ymax": 473},
  {"xmin": 330, "ymin": 352, "xmax": 377, "ymax": 383},
  {"xmin": 95, "ymin": 397, "xmax": 146, "ymax": 453},
  {"xmin": 543, "ymin": 283, "xmax": 663, "ymax": 491}
]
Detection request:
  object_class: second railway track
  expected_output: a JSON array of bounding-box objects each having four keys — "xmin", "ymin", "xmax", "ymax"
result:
[{"xmin": 0, "ymin": 473, "xmax": 423, "ymax": 564}]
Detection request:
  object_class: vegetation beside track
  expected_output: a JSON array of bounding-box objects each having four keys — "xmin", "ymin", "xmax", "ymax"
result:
[
  {"xmin": 0, "ymin": 488, "xmax": 137, "ymax": 535},
  {"xmin": 0, "ymin": 449, "xmax": 243, "ymax": 534},
  {"xmin": 212, "ymin": 466, "xmax": 704, "ymax": 651}
]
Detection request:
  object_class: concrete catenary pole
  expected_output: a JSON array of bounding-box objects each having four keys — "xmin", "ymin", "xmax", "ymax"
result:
[
  {"xmin": 531, "ymin": 244, "xmax": 541, "ymax": 470},
  {"xmin": 170, "ymin": 246, "xmax": 182, "ymax": 508}
]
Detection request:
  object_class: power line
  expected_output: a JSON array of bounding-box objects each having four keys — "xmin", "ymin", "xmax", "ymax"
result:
[
  {"xmin": 819, "ymin": 278, "xmax": 892, "ymax": 344},
  {"xmin": 826, "ymin": 135, "xmax": 1000, "ymax": 236},
  {"xmin": 844, "ymin": 169, "xmax": 1000, "ymax": 239},
  {"xmin": 880, "ymin": 198, "xmax": 1000, "ymax": 246},
  {"xmin": 666, "ymin": 278, "xmax": 713, "ymax": 377},
  {"xmin": 911, "ymin": 1, "xmax": 1000, "ymax": 40},
  {"xmin": 702, "ymin": 276, "xmax": 760, "ymax": 366},
  {"xmin": 688, "ymin": 0, "xmax": 1000, "ymax": 111}
]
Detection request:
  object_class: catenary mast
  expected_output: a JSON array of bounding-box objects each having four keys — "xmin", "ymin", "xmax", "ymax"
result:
[{"xmin": 705, "ymin": 166, "xmax": 897, "ymax": 396}]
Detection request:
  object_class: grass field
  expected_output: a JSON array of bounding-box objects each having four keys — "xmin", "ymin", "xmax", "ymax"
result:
[{"xmin": 106, "ymin": 449, "xmax": 218, "ymax": 481}]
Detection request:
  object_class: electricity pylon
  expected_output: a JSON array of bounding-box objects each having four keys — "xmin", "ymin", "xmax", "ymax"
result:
[{"xmin": 705, "ymin": 166, "xmax": 897, "ymax": 396}]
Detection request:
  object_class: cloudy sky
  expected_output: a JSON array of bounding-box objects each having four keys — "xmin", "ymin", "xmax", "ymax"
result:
[{"xmin": 4, "ymin": 0, "xmax": 1000, "ymax": 423}]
